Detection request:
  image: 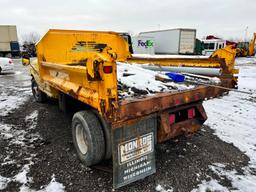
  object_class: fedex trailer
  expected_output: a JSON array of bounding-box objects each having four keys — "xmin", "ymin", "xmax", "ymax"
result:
[
  {"xmin": 131, "ymin": 36, "xmax": 155, "ymax": 54},
  {"xmin": 140, "ymin": 28, "xmax": 196, "ymax": 55}
]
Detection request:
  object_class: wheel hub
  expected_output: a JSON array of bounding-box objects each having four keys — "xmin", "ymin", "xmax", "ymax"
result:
[{"xmin": 76, "ymin": 124, "xmax": 88, "ymax": 155}]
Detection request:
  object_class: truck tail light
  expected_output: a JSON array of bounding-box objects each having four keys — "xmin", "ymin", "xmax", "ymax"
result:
[
  {"xmin": 9, "ymin": 59, "xmax": 13, "ymax": 64},
  {"xmin": 169, "ymin": 114, "xmax": 175, "ymax": 125},
  {"xmin": 103, "ymin": 66, "xmax": 112, "ymax": 73},
  {"xmin": 187, "ymin": 108, "xmax": 196, "ymax": 119}
]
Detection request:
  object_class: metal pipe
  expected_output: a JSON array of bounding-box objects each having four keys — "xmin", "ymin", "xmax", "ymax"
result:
[
  {"xmin": 141, "ymin": 65, "xmax": 222, "ymax": 76},
  {"xmin": 185, "ymin": 79, "xmax": 252, "ymax": 95}
]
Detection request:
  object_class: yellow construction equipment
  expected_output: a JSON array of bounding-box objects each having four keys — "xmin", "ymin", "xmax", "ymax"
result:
[
  {"xmin": 30, "ymin": 29, "xmax": 239, "ymax": 189},
  {"xmin": 248, "ymin": 32, "xmax": 256, "ymax": 56},
  {"xmin": 236, "ymin": 32, "xmax": 256, "ymax": 57}
]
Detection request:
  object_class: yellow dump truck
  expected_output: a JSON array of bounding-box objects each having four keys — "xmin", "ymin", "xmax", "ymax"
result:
[{"xmin": 30, "ymin": 29, "xmax": 238, "ymax": 189}]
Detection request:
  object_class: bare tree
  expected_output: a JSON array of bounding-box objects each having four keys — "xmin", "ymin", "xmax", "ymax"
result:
[{"xmin": 22, "ymin": 32, "xmax": 41, "ymax": 44}]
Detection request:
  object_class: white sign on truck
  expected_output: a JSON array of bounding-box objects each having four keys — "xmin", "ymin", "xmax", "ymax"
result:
[
  {"xmin": 140, "ymin": 28, "xmax": 196, "ymax": 55},
  {"xmin": 118, "ymin": 132, "xmax": 153, "ymax": 164},
  {"xmin": 131, "ymin": 36, "xmax": 155, "ymax": 54}
]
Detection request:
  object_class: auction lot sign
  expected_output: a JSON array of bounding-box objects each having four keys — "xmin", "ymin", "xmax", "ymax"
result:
[{"xmin": 112, "ymin": 116, "xmax": 156, "ymax": 189}]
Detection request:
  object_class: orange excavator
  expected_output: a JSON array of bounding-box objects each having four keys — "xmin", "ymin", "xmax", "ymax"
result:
[
  {"xmin": 236, "ymin": 32, "xmax": 256, "ymax": 57},
  {"xmin": 248, "ymin": 32, "xmax": 256, "ymax": 56}
]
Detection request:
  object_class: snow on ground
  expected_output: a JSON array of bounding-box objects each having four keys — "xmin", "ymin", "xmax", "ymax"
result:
[
  {"xmin": 0, "ymin": 110, "xmax": 40, "ymax": 146},
  {"xmin": 235, "ymin": 57, "xmax": 256, "ymax": 65},
  {"xmin": 193, "ymin": 59, "xmax": 256, "ymax": 191},
  {"xmin": 192, "ymin": 163, "xmax": 256, "ymax": 192},
  {"xmin": 204, "ymin": 64, "xmax": 256, "ymax": 167},
  {"xmin": 19, "ymin": 175, "xmax": 65, "ymax": 192},
  {"xmin": 0, "ymin": 109, "xmax": 65, "ymax": 191},
  {"xmin": 0, "ymin": 62, "xmax": 65, "ymax": 191},
  {"xmin": 0, "ymin": 175, "xmax": 10, "ymax": 190},
  {"xmin": 0, "ymin": 66, "xmax": 31, "ymax": 116},
  {"xmin": 0, "ymin": 95, "xmax": 29, "ymax": 116},
  {"xmin": 0, "ymin": 110, "xmax": 38, "ymax": 190},
  {"xmin": 155, "ymin": 184, "xmax": 174, "ymax": 192},
  {"xmin": 14, "ymin": 162, "xmax": 34, "ymax": 185},
  {"xmin": 191, "ymin": 179, "xmax": 229, "ymax": 192},
  {"xmin": 209, "ymin": 164, "xmax": 256, "ymax": 192},
  {"xmin": 40, "ymin": 175, "xmax": 65, "ymax": 192}
]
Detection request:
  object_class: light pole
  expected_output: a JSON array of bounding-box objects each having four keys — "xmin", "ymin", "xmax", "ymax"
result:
[{"xmin": 245, "ymin": 26, "xmax": 248, "ymax": 42}]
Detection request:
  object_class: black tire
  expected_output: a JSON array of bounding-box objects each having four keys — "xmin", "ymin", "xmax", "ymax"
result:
[
  {"xmin": 31, "ymin": 79, "xmax": 47, "ymax": 103},
  {"xmin": 72, "ymin": 110, "xmax": 105, "ymax": 166},
  {"xmin": 92, "ymin": 110, "xmax": 112, "ymax": 160},
  {"xmin": 0, "ymin": 67, "xmax": 2, "ymax": 74}
]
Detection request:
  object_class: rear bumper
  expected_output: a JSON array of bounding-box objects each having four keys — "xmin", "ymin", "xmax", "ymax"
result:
[
  {"xmin": 157, "ymin": 102, "xmax": 207, "ymax": 142},
  {"xmin": 112, "ymin": 101, "xmax": 207, "ymax": 143}
]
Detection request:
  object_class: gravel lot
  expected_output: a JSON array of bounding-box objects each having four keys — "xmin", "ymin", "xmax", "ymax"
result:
[{"xmin": 0, "ymin": 59, "xmax": 254, "ymax": 192}]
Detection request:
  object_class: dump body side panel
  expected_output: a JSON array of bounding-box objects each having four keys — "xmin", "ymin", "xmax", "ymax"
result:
[
  {"xmin": 36, "ymin": 29, "xmax": 131, "ymax": 117},
  {"xmin": 36, "ymin": 29, "xmax": 130, "ymax": 64}
]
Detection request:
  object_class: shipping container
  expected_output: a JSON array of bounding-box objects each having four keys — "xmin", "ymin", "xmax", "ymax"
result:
[
  {"xmin": 0, "ymin": 25, "xmax": 20, "ymax": 57},
  {"xmin": 0, "ymin": 25, "xmax": 18, "ymax": 42},
  {"xmin": 131, "ymin": 35, "xmax": 155, "ymax": 54},
  {"xmin": 140, "ymin": 28, "xmax": 196, "ymax": 55},
  {"xmin": 0, "ymin": 42, "xmax": 11, "ymax": 52}
]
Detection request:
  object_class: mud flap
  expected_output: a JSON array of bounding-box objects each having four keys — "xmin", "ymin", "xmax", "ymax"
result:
[{"xmin": 112, "ymin": 115, "xmax": 157, "ymax": 189}]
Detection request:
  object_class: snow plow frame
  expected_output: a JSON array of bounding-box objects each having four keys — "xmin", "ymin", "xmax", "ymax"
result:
[{"xmin": 129, "ymin": 45, "xmax": 238, "ymax": 88}]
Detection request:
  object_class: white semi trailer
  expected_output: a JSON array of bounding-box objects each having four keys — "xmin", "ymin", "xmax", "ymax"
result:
[
  {"xmin": 140, "ymin": 28, "xmax": 196, "ymax": 55},
  {"xmin": 0, "ymin": 25, "xmax": 20, "ymax": 57}
]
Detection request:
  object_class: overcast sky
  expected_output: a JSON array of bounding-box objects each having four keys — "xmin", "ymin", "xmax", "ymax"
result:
[{"xmin": 1, "ymin": 0, "xmax": 255, "ymax": 41}]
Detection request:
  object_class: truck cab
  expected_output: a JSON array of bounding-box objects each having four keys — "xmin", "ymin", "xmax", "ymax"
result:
[{"xmin": 202, "ymin": 39, "xmax": 226, "ymax": 56}]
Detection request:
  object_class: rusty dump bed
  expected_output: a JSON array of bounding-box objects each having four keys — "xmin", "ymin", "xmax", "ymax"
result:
[
  {"xmin": 113, "ymin": 84, "xmax": 227, "ymax": 142},
  {"xmin": 114, "ymin": 85, "xmax": 225, "ymax": 124},
  {"xmin": 32, "ymin": 29, "xmax": 238, "ymax": 140}
]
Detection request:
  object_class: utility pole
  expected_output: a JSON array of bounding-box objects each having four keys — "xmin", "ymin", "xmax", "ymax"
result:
[{"xmin": 245, "ymin": 26, "xmax": 248, "ymax": 42}]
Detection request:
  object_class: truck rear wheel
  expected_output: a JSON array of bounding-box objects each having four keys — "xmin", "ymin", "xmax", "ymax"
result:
[
  {"xmin": 72, "ymin": 110, "xmax": 105, "ymax": 166},
  {"xmin": 31, "ymin": 79, "xmax": 47, "ymax": 103}
]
